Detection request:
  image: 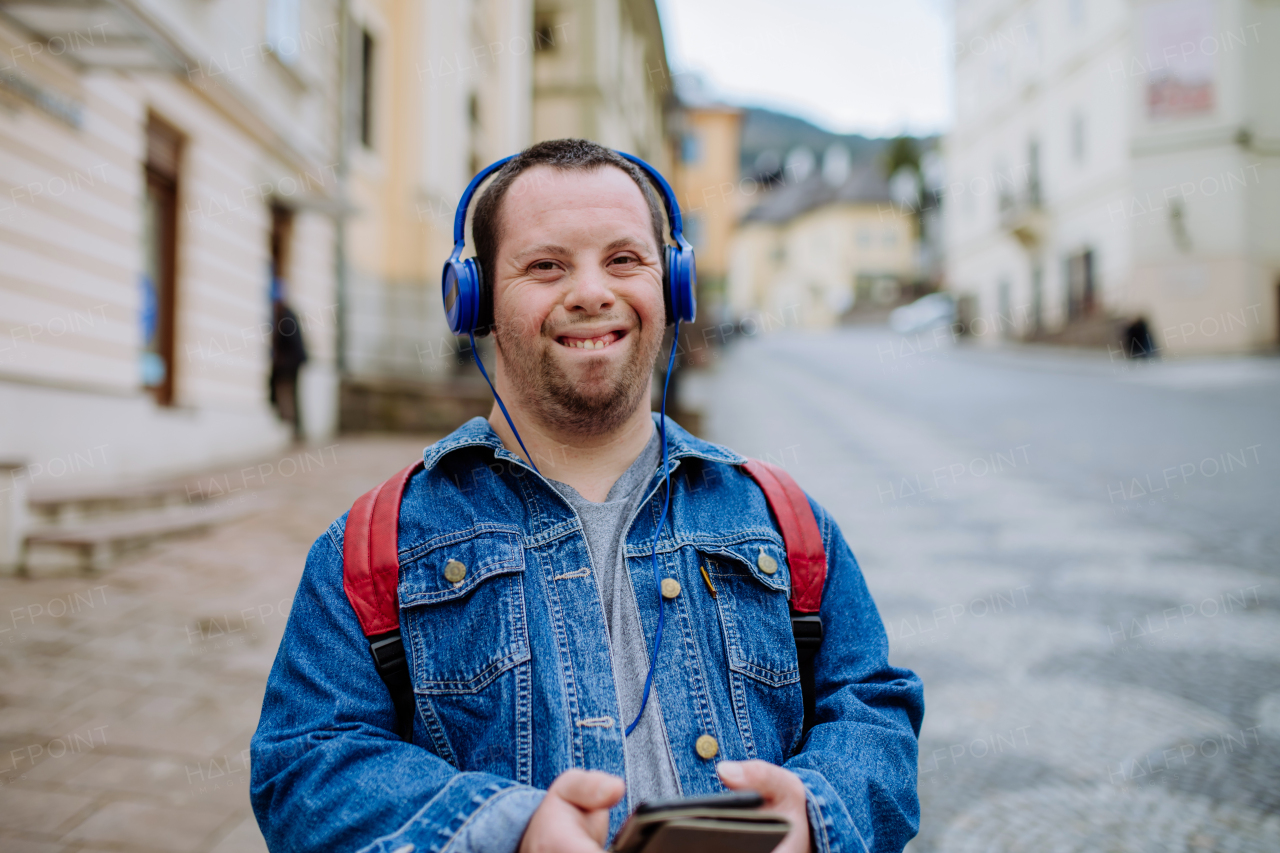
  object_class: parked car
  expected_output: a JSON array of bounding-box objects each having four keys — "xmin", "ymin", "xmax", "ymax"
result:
[{"xmin": 889, "ymin": 292, "xmax": 956, "ymax": 334}]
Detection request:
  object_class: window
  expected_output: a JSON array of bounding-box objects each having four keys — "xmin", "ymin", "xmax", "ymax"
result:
[
  {"xmin": 534, "ymin": 11, "xmax": 560, "ymax": 51},
  {"xmin": 142, "ymin": 115, "xmax": 183, "ymax": 406},
  {"xmin": 266, "ymin": 0, "xmax": 301, "ymax": 65},
  {"xmin": 683, "ymin": 213, "xmax": 703, "ymax": 248},
  {"xmin": 1071, "ymin": 113, "xmax": 1086, "ymax": 164},
  {"xmin": 360, "ymin": 29, "xmax": 375, "ymax": 148},
  {"xmin": 1066, "ymin": 248, "xmax": 1096, "ymax": 320},
  {"xmin": 681, "ymin": 132, "xmax": 701, "ymax": 165},
  {"xmin": 1068, "ymin": 0, "xmax": 1086, "ymax": 28}
]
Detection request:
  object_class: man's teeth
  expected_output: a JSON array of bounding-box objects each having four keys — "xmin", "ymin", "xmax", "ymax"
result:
[{"xmin": 566, "ymin": 336, "xmax": 613, "ymax": 349}]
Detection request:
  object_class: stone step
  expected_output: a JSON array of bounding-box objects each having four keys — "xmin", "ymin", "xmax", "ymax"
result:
[
  {"xmin": 23, "ymin": 498, "xmax": 264, "ymax": 574},
  {"xmin": 29, "ymin": 478, "xmax": 204, "ymax": 527}
]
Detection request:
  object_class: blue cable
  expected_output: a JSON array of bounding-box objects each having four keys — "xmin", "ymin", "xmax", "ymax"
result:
[
  {"xmin": 468, "ymin": 321, "xmax": 681, "ymax": 737},
  {"xmin": 468, "ymin": 330, "xmax": 541, "ymax": 476},
  {"xmin": 626, "ymin": 318, "xmax": 681, "ymax": 736}
]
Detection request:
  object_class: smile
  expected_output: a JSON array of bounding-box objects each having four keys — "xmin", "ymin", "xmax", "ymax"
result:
[{"xmin": 556, "ymin": 330, "xmax": 626, "ymax": 351}]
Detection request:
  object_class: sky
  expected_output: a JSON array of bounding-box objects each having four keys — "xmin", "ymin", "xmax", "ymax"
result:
[{"xmin": 655, "ymin": 0, "xmax": 953, "ymax": 137}]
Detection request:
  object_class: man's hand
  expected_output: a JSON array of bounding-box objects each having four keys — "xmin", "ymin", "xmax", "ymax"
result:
[
  {"xmin": 519, "ymin": 769, "xmax": 626, "ymax": 853},
  {"xmin": 717, "ymin": 760, "xmax": 812, "ymax": 853}
]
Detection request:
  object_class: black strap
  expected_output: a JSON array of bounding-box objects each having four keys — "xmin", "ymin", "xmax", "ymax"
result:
[
  {"xmin": 791, "ymin": 611, "xmax": 823, "ymax": 741},
  {"xmin": 369, "ymin": 630, "xmax": 416, "ymax": 741}
]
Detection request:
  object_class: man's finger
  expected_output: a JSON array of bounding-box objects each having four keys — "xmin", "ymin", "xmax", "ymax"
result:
[
  {"xmin": 550, "ymin": 769, "xmax": 626, "ymax": 811},
  {"xmin": 717, "ymin": 759, "xmax": 779, "ymax": 794}
]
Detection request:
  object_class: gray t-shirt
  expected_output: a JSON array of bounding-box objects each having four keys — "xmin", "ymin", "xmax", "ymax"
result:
[{"xmin": 548, "ymin": 427, "xmax": 682, "ymax": 807}]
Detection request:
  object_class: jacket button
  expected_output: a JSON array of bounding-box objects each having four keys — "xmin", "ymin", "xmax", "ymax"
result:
[
  {"xmin": 695, "ymin": 734, "xmax": 718, "ymax": 760},
  {"xmin": 443, "ymin": 559, "xmax": 467, "ymax": 584},
  {"xmin": 660, "ymin": 578, "xmax": 681, "ymax": 599},
  {"xmin": 757, "ymin": 548, "xmax": 778, "ymax": 575}
]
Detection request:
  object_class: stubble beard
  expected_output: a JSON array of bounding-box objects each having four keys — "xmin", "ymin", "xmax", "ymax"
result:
[{"xmin": 494, "ymin": 313, "xmax": 663, "ymax": 437}]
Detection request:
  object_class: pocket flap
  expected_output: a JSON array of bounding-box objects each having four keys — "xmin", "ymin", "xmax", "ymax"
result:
[
  {"xmin": 699, "ymin": 539, "xmax": 790, "ymax": 594},
  {"xmin": 398, "ymin": 528, "xmax": 525, "ymax": 606}
]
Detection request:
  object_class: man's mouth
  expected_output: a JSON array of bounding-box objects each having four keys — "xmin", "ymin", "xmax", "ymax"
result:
[{"xmin": 555, "ymin": 330, "xmax": 626, "ymax": 351}]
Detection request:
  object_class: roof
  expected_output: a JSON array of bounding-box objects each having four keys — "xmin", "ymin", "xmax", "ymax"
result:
[{"xmin": 741, "ymin": 163, "xmax": 893, "ymax": 225}]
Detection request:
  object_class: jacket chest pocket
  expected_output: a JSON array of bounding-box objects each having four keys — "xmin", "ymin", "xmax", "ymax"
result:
[
  {"xmin": 398, "ymin": 529, "xmax": 530, "ymax": 694},
  {"xmin": 701, "ymin": 541, "xmax": 799, "ymax": 687}
]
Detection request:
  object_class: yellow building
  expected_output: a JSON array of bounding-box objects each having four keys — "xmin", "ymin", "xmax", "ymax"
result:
[
  {"xmin": 728, "ymin": 158, "xmax": 918, "ymax": 329},
  {"xmin": 343, "ymin": 0, "xmax": 675, "ymax": 388},
  {"xmin": 671, "ymin": 104, "xmax": 743, "ymax": 306}
]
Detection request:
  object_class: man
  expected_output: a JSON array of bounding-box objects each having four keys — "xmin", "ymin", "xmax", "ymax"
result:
[{"xmin": 250, "ymin": 139, "xmax": 923, "ymax": 853}]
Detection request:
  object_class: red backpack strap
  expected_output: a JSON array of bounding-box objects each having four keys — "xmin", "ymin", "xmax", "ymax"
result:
[
  {"xmin": 741, "ymin": 458, "xmax": 827, "ymax": 742},
  {"xmin": 343, "ymin": 460, "xmax": 424, "ymax": 636},
  {"xmin": 342, "ymin": 459, "xmax": 423, "ymax": 741},
  {"xmin": 740, "ymin": 458, "xmax": 827, "ymax": 613}
]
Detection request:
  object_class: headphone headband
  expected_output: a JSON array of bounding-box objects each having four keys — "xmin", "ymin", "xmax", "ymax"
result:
[{"xmin": 442, "ymin": 147, "xmax": 695, "ymax": 336}]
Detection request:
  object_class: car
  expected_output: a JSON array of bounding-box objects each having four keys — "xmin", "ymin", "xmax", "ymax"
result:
[{"xmin": 889, "ymin": 292, "xmax": 956, "ymax": 334}]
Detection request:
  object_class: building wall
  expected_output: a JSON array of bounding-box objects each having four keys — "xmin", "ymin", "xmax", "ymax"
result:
[
  {"xmin": 672, "ymin": 107, "xmax": 743, "ymax": 294},
  {"xmin": 0, "ymin": 1, "xmax": 342, "ymax": 489},
  {"xmin": 345, "ymin": 0, "xmax": 671, "ymax": 382},
  {"xmin": 728, "ymin": 204, "xmax": 916, "ymax": 329},
  {"xmin": 944, "ymin": 0, "xmax": 1280, "ymax": 353}
]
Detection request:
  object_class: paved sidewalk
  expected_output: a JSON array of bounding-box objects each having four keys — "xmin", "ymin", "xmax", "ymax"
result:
[{"xmin": 0, "ymin": 436, "xmax": 435, "ymax": 853}]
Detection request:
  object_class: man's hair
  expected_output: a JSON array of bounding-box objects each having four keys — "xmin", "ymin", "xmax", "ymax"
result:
[{"xmin": 471, "ymin": 139, "xmax": 668, "ymax": 301}]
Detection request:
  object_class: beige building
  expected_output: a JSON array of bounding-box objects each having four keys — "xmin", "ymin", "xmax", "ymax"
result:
[
  {"xmin": 670, "ymin": 104, "xmax": 743, "ymax": 304},
  {"xmin": 0, "ymin": 0, "xmax": 343, "ymax": 492},
  {"xmin": 728, "ymin": 154, "xmax": 918, "ymax": 329},
  {"xmin": 343, "ymin": 0, "xmax": 674, "ymax": 385},
  {"xmin": 944, "ymin": 0, "xmax": 1280, "ymax": 354}
]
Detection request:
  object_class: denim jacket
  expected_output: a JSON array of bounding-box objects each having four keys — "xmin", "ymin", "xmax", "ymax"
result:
[{"xmin": 250, "ymin": 415, "xmax": 923, "ymax": 853}]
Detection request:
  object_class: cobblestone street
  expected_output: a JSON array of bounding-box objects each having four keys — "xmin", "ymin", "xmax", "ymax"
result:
[
  {"xmin": 690, "ymin": 328, "xmax": 1280, "ymax": 852},
  {"xmin": 2, "ymin": 330, "xmax": 1277, "ymax": 852},
  {"xmin": 0, "ymin": 437, "xmax": 434, "ymax": 852}
]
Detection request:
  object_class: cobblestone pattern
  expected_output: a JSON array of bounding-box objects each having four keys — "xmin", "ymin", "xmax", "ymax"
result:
[
  {"xmin": 0, "ymin": 436, "xmax": 434, "ymax": 852},
  {"xmin": 692, "ymin": 331, "xmax": 1279, "ymax": 853}
]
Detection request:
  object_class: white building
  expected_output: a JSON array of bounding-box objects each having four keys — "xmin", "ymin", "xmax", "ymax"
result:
[
  {"xmin": 0, "ymin": 0, "xmax": 343, "ymax": 492},
  {"xmin": 944, "ymin": 0, "xmax": 1280, "ymax": 354}
]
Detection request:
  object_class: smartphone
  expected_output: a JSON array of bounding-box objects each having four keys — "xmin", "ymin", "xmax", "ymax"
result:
[
  {"xmin": 634, "ymin": 791, "xmax": 765, "ymax": 815},
  {"xmin": 611, "ymin": 790, "xmax": 789, "ymax": 853}
]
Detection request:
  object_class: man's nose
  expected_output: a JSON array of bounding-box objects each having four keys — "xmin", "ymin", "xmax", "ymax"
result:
[{"xmin": 563, "ymin": 266, "xmax": 615, "ymax": 315}]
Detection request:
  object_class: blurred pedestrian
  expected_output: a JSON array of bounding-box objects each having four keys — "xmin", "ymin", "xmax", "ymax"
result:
[
  {"xmin": 1124, "ymin": 316, "xmax": 1156, "ymax": 359},
  {"xmin": 269, "ymin": 292, "xmax": 307, "ymax": 442}
]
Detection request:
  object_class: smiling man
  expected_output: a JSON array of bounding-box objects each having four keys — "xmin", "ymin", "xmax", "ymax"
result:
[{"xmin": 250, "ymin": 139, "xmax": 923, "ymax": 853}]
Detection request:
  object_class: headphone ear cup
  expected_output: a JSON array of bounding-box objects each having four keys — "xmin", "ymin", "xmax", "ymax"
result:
[
  {"xmin": 468, "ymin": 257, "xmax": 494, "ymax": 336},
  {"xmin": 667, "ymin": 244, "xmax": 696, "ymax": 324},
  {"xmin": 443, "ymin": 257, "xmax": 482, "ymax": 336},
  {"xmin": 663, "ymin": 245, "xmax": 676, "ymax": 326}
]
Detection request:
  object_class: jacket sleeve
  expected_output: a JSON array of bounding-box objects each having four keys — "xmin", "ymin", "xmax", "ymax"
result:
[
  {"xmin": 783, "ymin": 501, "xmax": 924, "ymax": 853},
  {"xmin": 250, "ymin": 522, "xmax": 544, "ymax": 853}
]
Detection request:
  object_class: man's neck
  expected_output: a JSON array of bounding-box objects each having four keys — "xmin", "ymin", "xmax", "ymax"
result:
[{"xmin": 486, "ymin": 396, "xmax": 656, "ymax": 503}]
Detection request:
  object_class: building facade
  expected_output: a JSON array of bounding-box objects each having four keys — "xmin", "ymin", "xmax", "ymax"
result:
[
  {"xmin": 944, "ymin": 0, "xmax": 1280, "ymax": 354},
  {"xmin": 343, "ymin": 0, "xmax": 674, "ymax": 385},
  {"xmin": 727, "ymin": 154, "xmax": 918, "ymax": 329},
  {"xmin": 0, "ymin": 0, "xmax": 343, "ymax": 490}
]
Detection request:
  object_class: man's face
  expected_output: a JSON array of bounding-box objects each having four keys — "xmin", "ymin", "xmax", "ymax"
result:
[{"xmin": 490, "ymin": 164, "xmax": 666, "ymax": 436}]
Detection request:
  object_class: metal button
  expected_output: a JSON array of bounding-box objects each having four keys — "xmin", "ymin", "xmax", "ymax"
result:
[
  {"xmin": 695, "ymin": 734, "xmax": 718, "ymax": 759},
  {"xmin": 757, "ymin": 548, "xmax": 778, "ymax": 575},
  {"xmin": 661, "ymin": 578, "xmax": 681, "ymax": 599},
  {"xmin": 443, "ymin": 559, "xmax": 467, "ymax": 584}
]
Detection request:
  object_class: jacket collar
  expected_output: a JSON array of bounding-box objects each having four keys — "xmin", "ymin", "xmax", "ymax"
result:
[{"xmin": 422, "ymin": 413, "xmax": 744, "ymax": 474}]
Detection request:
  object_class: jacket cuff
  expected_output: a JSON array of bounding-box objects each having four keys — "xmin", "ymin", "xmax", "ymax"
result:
[
  {"xmin": 795, "ymin": 768, "xmax": 868, "ymax": 853},
  {"xmin": 357, "ymin": 775, "xmax": 545, "ymax": 853}
]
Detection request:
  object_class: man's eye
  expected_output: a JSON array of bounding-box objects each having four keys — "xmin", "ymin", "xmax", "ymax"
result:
[
  {"xmin": 531, "ymin": 261, "xmax": 558, "ymax": 271},
  {"xmin": 610, "ymin": 255, "xmax": 637, "ymax": 265}
]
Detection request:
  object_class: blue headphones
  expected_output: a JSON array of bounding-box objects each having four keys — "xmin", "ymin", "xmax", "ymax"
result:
[
  {"xmin": 445, "ymin": 150, "xmax": 693, "ymax": 738},
  {"xmin": 442, "ymin": 151, "xmax": 696, "ymax": 336}
]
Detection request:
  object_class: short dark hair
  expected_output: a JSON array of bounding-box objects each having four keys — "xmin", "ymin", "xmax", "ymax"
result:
[{"xmin": 471, "ymin": 139, "xmax": 667, "ymax": 304}]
